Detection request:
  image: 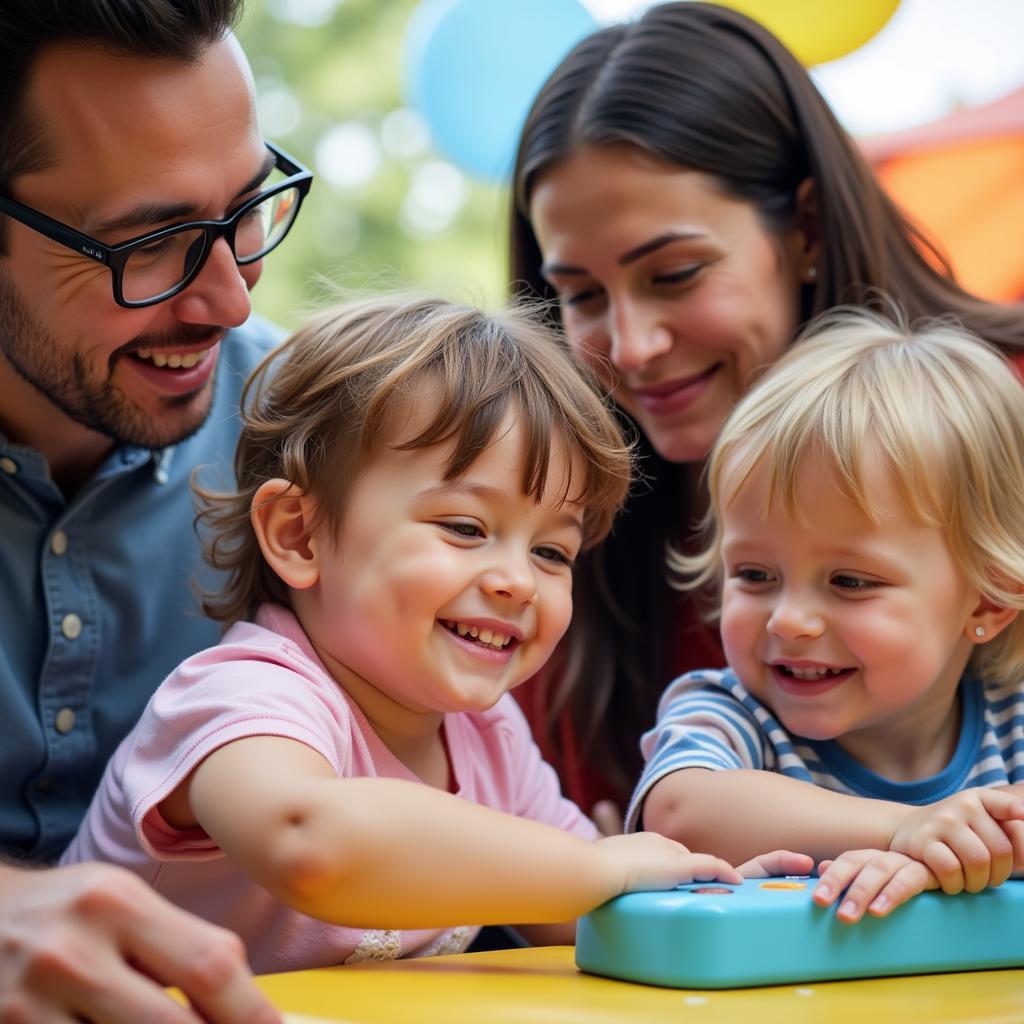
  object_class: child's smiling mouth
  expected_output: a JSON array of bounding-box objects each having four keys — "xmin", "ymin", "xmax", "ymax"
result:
[
  {"xmin": 440, "ymin": 619, "xmax": 519, "ymax": 652},
  {"xmin": 769, "ymin": 661, "xmax": 855, "ymax": 695}
]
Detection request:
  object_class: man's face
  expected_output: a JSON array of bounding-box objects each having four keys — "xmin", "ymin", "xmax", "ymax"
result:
[{"xmin": 0, "ymin": 35, "xmax": 267, "ymax": 454}]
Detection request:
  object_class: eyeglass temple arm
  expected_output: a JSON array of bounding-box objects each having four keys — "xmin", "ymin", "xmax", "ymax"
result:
[{"xmin": 0, "ymin": 194, "xmax": 110, "ymax": 265}]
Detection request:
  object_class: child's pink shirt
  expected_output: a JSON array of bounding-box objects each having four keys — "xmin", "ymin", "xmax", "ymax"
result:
[{"xmin": 61, "ymin": 604, "xmax": 598, "ymax": 973}]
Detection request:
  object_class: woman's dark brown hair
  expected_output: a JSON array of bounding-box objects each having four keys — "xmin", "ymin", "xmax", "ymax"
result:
[{"xmin": 509, "ymin": 1, "xmax": 1024, "ymax": 799}]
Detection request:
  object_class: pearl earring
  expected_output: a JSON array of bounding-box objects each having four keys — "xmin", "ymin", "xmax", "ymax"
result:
[
  {"xmin": 807, "ymin": 266, "xmax": 817, "ymax": 280},
  {"xmin": 975, "ymin": 626, "xmax": 986, "ymax": 638}
]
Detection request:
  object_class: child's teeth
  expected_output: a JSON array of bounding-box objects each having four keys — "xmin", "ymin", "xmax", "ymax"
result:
[
  {"xmin": 788, "ymin": 666, "xmax": 842, "ymax": 680},
  {"xmin": 446, "ymin": 621, "xmax": 511, "ymax": 649}
]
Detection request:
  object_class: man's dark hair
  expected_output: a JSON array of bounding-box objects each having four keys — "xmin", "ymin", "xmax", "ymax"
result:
[{"xmin": 0, "ymin": 0, "xmax": 244, "ymax": 244}]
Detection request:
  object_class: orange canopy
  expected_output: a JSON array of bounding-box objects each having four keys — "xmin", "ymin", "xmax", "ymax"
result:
[{"xmin": 861, "ymin": 85, "xmax": 1024, "ymax": 303}]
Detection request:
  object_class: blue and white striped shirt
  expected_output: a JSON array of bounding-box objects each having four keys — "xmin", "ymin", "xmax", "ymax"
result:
[{"xmin": 625, "ymin": 668, "xmax": 1024, "ymax": 833}]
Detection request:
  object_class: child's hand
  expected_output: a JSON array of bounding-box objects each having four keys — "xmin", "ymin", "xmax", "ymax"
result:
[
  {"xmin": 814, "ymin": 849, "xmax": 938, "ymax": 923},
  {"xmin": 888, "ymin": 788, "xmax": 1024, "ymax": 894},
  {"xmin": 734, "ymin": 849, "xmax": 816, "ymax": 879},
  {"xmin": 595, "ymin": 833, "xmax": 743, "ymax": 895},
  {"xmin": 1001, "ymin": 816, "xmax": 1024, "ymax": 871}
]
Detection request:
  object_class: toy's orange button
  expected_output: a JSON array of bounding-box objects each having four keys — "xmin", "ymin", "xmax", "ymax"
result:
[{"xmin": 760, "ymin": 881, "xmax": 808, "ymax": 890}]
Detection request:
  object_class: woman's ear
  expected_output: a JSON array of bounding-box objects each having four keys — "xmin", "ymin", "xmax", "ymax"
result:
[
  {"xmin": 251, "ymin": 478, "xmax": 321, "ymax": 591},
  {"xmin": 794, "ymin": 177, "xmax": 820, "ymax": 283},
  {"xmin": 967, "ymin": 596, "xmax": 1019, "ymax": 645}
]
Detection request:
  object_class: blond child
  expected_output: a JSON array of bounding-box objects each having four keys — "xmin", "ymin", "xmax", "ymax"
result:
[
  {"xmin": 62, "ymin": 296, "xmax": 799, "ymax": 973},
  {"xmin": 629, "ymin": 311, "xmax": 1024, "ymax": 924}
]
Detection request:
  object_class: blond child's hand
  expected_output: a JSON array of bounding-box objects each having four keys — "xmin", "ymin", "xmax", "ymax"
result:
[
  {"xmin": 888, "ymin": 788, "xmax": 1024, "ymax": 893},
  {"xmin": 1003, "ymin": 818, "xmax": 1024, "ymax": 871},
  {"xmin": 594, "ymin": 833, "xmax": 743, "ymax": 895},
  {"xmin": 814, "ymin": 849, "xmax": 938, "ymax": 922}
]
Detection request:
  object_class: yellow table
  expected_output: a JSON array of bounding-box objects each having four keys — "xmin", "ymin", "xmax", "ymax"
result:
[{"xmin": 257, "ymin": 946, "xmax": 1024, "ymax": 1023}]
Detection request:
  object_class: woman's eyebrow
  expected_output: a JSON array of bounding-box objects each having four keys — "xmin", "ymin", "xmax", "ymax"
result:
[
  {"xmin": 541, "ymin": 229, "xmax": 707, "ymax": 277},
  {"xmin": 540, "ymin": 260, "xmax": 587, "ymax": 277},
  {"xmin": 618, "ymin": 230, "xmax": 705, "ymax": 265}
]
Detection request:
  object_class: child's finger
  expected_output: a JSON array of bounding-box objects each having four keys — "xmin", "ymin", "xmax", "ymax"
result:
[
  {"xmin": 967, "ymin": 814, "xmax": 1015, "ymax": 887},
  {"xmin": 921, "ymin": 840, "xmax": 966, "ymax": 894},
  {"xmin": 1002, "ymin": 819, "xmax": 1024, "ymax": 869},
  {"xmin": 834, "ymin": 859, "xmax": 899, "ymax": 924},
  {"xmin": 813, "ymin": 852, "xmax": 869, "ymax": 907},
  {"xmin": 867, "ymin": 861, "xmax": 937, "ymax": 918},
  {"xmin": 686, "ymin": 855, "xmax": 743, "ymax": 885},
  {"xmin": 978, "ymin": 790, "xmax": 1024, "ymax": 822},
  {"xmin": 735, "ymin": 849, "xmax": 814, "ymax": 879},
  {"xmin": 945, "ymin": 826, "xmax": 995, "ymax": 893}
]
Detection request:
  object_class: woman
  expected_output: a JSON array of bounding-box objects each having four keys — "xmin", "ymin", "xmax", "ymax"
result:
[{"xmin": 509, "ymin": 0, "xmax": 1024, "ymax": 825}]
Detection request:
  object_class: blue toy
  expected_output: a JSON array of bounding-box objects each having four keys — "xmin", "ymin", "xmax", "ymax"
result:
[{"xmin": 575, "ymin": 877, "xmax": 1024, "ymax": 989}]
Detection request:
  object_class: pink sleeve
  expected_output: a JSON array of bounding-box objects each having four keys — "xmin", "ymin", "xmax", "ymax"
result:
[
  {"xmin": 123, "ymin": 643, "xmax": 352, "ymax": 859},
  {"xmin": 486, "ymin": 696, "xmax": 600, "ymax": 842}
]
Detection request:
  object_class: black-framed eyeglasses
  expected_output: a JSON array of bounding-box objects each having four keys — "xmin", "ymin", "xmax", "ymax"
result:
[{"xmin": 0, "ymin": 140, "xmax": 313, "ymax": 308}]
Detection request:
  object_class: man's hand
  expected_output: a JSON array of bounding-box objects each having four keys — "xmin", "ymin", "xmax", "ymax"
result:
[{"xmin": 0, "ymin": 862, "xmax": 281, "ymax": 1023}]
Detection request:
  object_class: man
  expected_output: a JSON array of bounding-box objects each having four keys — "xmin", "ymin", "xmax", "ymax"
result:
[{"xmin": 0, "ymin": 2, "xmax": 311, "ymax": 1019}]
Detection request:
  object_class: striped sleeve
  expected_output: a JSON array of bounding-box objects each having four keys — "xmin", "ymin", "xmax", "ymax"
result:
[
  {"xmin": 624, "ymin": 670, "xmax": 766, "ymax": 832},
  {"xmin": 967, "ymin": 679, "xmax": 1024, "ymax": 787}
]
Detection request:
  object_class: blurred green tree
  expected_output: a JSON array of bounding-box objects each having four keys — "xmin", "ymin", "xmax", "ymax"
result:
[{"xmin": 238, "ymin": 0, "xmax": 508, "ymax": 330}]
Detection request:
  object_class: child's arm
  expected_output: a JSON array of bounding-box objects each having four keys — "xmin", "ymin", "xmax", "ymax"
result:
[
  {"xmin": 645, "ymin": 770, "xmax": 1024, "ymax": 894},
  {"xmin": 629, "ymin": 672, "xmax": 911, "ymax": 861},
  {"xmin": 642, "ymin": 767, "xmax": 909, "ymax": 864},
  {"xmin": 633, "ymin": 672, "xmax": 1024, "ymax": 874},
  {"xmin": 166, "ymin": 736, "xmax": 744, "ymax": 930}
]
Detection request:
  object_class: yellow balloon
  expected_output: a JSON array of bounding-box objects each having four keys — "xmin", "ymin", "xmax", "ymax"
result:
[{"xmin": 713, "ymin": 0, "xmax": 900, "ymax": 65}]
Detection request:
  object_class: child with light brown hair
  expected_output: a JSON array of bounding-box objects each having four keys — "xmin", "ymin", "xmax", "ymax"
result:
[
  {"xmin": 631, "ymin": 310, "xmax": 1024, "ymax": 924},
  {"xmin": 63, "ymin": 295, "xmax": 802, "ymax": 972}
]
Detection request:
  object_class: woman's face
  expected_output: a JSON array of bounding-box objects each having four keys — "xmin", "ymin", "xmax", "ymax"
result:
[{"xmin": 529, "ymin": 143, "xmax": 813, "ymax": 463}]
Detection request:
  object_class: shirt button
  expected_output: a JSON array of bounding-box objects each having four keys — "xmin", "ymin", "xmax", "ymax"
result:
[
  {"xmin": 55, "ymin": 707, "xmax": 76, "ymax": 734},
  {"xmin": 50, "ymin": 530, "xmax": 69, "ymax": 556},
  {"xmin": 0, "ymin": 457, "xmax": 17, "ymax": 475},
  {"xmin": 61, "ymin": 613, "xmax": 82, "ymax": 639}
]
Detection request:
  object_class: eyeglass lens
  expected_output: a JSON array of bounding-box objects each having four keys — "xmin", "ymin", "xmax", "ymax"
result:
[{"xmin": 120, "ymin": 186, "xmax": 302, "ymax": 303}]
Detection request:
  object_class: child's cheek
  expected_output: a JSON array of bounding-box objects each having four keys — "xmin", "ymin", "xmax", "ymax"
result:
[{"xmin": 719, "ymin": 594, "xmax": 761, "ymax": 678}]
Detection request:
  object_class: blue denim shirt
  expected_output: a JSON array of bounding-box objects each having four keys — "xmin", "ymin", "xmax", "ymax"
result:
[{"xmin": 0, "ymin": 317, "xmax": 281, "ymax": 862}]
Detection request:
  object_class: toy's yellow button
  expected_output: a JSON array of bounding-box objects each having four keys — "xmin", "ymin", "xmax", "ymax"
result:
[{"xmin": 760, "ymin": 881, "xmax": 808, "ymax": 890}]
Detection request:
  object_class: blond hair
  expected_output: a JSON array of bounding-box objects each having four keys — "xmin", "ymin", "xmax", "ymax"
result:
[
  {"xmin": 671, "ymin": 309, "xmax": 1024, "ymax": 684},
  {"xmin": 196, "ymin": 294, "xmax": 633, "ymax": 624}
]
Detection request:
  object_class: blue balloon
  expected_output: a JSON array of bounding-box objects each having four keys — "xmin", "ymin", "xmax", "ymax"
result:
[{"xmin": 404, "ymin": 0, "xmax": 598, "ymax": 182}]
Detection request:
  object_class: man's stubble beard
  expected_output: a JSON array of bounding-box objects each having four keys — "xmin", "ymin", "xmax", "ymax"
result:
[{"xmin": 0, "ymin": 269, "xmax": 218, "ymax": 450}]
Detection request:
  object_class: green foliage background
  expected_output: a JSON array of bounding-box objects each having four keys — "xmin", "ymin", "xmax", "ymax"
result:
[{"xmin": 237, "ymin": 0, "xmax": 509, "ymax": 330}]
